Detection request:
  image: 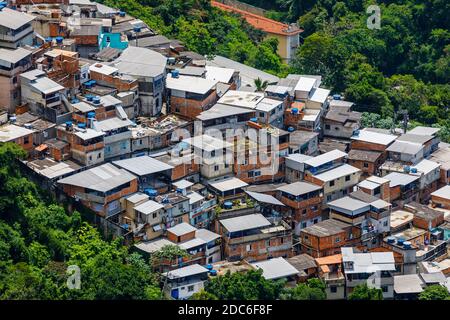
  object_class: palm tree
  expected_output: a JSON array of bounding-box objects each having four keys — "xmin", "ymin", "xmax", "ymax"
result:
[{"xmin": 254, "ymin": 77, "xmax": 269, "ymax": 92}]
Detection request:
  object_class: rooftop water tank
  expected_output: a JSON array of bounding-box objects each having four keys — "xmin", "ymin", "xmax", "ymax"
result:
[
  {"xmin": 87, "ymin": 111, "xmax": 96, "ymax": 119},
  {"xmin": 250, "ymin": 117, "xmax": 258, "ymax": 123},
  {"xmin": 333, "ymin": 94, "xmax": 341, "ymax": 100},
  {"xmin": 119, "ymin": 11, "xmax": 125, "ymax": 17},
  {"xmin": 410, "ymin": 167, "xmax": 418, "ymax": 173},
  {"xmin": 71, "ymin": 98, "xmax": 80, "ymax": 104},
  {"xmin": 397, "ymin": 238, "xmax": 405, "ymax": 246},
  {"xmin": 171, "ymin": 69, "xmax": 179, "ymax": 78},
  {"xmin": 92, "ymin": 96, "xmax": 101, "ymax": 105},
  {"xmin": 45, "ymin": 37, "xmax": 53, "ymax": 43},
  {"xmin": 291, "ymin": 108, "xmax": 299, "ymax": 114},
  {"xmin": 55, "ymin": 36, "xmax": 64, "ymax": 44},
  {"xmin": 403, "ymin": 166, "xmax": 411, "ymax": 173},
  {"xmin": 403, "ymin": 241, "xmax": 412, "ymax": 249},
  {"xmin": 86, "ymin": 94, "xmax": 94, "ymax": 102},
  {"xmin": 205, "ymin": 264, "xmax": 213, "ymax": 271},
  {"xmin": 133, "ymin": 26, "xmax": 141, "ymax": 33},
  {"xmin": 144, "ymin": 188, "xmax": 158, "ymax": 197},
  {"xmin": 223, "ymin": 201, "xmax": 233, "ymax": 210},
  {"xmin": 90, "ymin": 80, "xmax": 96, "ymax": 86},
  {"xmin": 77, "ymin": 123, "xmax": 86, "ymax": 129},
  {"xmin": 386, "ymin": 236, "xmax": 396, "ymax": 244},
  {"xmin": 209, "ymin": 269, "xmax": 217, "ymax": 276},
  {"xmin": 287, "ymin": 126, "xmax": 295, "ymax": 133}
]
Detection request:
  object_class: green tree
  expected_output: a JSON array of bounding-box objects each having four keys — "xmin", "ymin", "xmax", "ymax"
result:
[
  {"xmin": 254, "ymin": 78, "xmax": 269, "ymax": 92},
  {"xmin": 419, "ymin": 285, "xmax": 450, "ymax": 300},
  {"xmin": 348, "ymin": 284, "xmax": 383, "ymax": 300},
  {"xmin": 204, "ymin": 269, "xmax": 285, "ymax": 300},
  {"xmin": 280, "ymin": 278, "xmax": 326, "ymax": 300}
]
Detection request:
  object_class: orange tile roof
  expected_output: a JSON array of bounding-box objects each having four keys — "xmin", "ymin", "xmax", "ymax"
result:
[
  {"xmin": 315, "ymin": 254, "xmax": 342, "ymax": 266},
  {"xmin": 211, "ymin": 1, "xmax": 303, "ymax": 36}
]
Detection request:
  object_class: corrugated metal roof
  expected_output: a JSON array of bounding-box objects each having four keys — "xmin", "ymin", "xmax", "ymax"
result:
[
  {"xmin": 328, "ymin": 196, "xmax": 370, "ymax": 214},
  {"xmin": 0, "ymin": 124, "xmax": 34, "ymax": 142},
  {"xmin": 165, "ymin": 264, "xmax": 208, "ymax": 279},
  {"xmin": 384, "ymin": 172, "xmax": 420, "ymax": 187},
  {"xmin": 195, "ymin": 228, "xmax": 220, "ymax": 243},
  {"xmin": 386, "ymin": 140, "xmax": 423, "ymax": 155},
  {"xmin": 167, "ymin": 222, "xmax": 197, "ymax": 236},
  {"xmin": 113, "ymin": 156, "xmax": 173, "ymax": 176},
  {"xmin": 431, "ymin": 185, "xmax": 450, "ymax": 200},
  {"xmin": 31, "ymin": 77, "xmax": 65, "ymax": 94},
  {"xmin": 57, "ymin": 163, "xmax": 136, "ymax": 192},
  {"xmin": 134, "ymin": 199, "xmax": 164, "ymax": 214},
  {"xmin": 251, "ymin": 257, "xmax": 299, "ymax": 280},
  {"xmin": 304, "ymin": 149, "xmax": 347, "ymax": 168},
  {"xmin": 0, "ymin": 8, "xmax": 35, "ymax": 30},
  {"xmin": 0, "ymin": 47, "xmax": 31, "ymax": 64},
  {"xmin": 277, "ymin": 181, "xmax": 322, "ymax": 196},
  {"xmin": 94, "ymin": 117, "xmax": 133, "ymax": 132},
  {"xmin": 245, "ymin": 191, "xmax": 285, "ymax": 206},
  {"xmin": 197, "ymin": 104, "xmax": 254, "ymax": 121},
  {"xmin": 220, "ymin": 213, "xmax": 270, "ymax": 233},
  {"xmin": 351, "ymin": 129, "xmax": 398, "ymax": 146}
]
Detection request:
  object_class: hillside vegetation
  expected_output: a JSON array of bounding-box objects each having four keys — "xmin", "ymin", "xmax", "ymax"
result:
[{"xmin": 99, "ymin": 0, "xmax": 450, "ymax": 139}]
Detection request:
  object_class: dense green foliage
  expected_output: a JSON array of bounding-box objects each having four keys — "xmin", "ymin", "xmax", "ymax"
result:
[
  {"xmin": 99, "ymin": 0, "xmax": 288, "ymax": 76},
  {"xmin": 0, "ymin": 143, "xmax": 161, "ymax": 299},
  {"xmin": 260, "ymin": 0, "xmax": 449, "ymax": 135},
  {"xmin": 347, "ymin": 283, "xmax": 383, "ymax": 300},
  {"xmin": 418, "ymin": 285, "xmax": 450, "ymax": 300},
  {"xmin": 98, "ymin": 0, "xmax": 449, "ymax": 140},
  {"xmin": 197, "ymin": 269, "xmax": 285, "ymax": 300},
  {"xmin": 280, "ymin": 278, "xmax": 327, "ymax": 300}
]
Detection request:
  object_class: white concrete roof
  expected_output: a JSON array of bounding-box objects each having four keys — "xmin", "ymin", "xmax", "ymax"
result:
[
  {"xmin": 173, "ymin": 179, "xmax": 194, "ymax": 190},
  {"xmin": 126, "ymin": 192, "xmax": 149, "ymax": 204},
  {"xmin": 205, "ymin": 66, "xmax": 235, "ymax": 83},
  {"xmin": 178, "ymin": 237, "xmax": 206, "ymax": 250},
  {"xmin": 328, "ymin": 196, "xmax": 370, "ymax": 214},
  {"xmin": 0, "ymin": 124, "xmax": 34, "ymax": 142},
  {"xmin": 341, "ymin": 247, "xmax": 396, "ymax": 274},
  {"xmin": 294, "ymin": 76, "xmax": 317, "ymax": 93},
  {"xmin": 166, "ymin": 74, "xmax": 218, "ymax": 94},
  {"xmin": 304, "ymin": 149, "xmax": 347, "ymax": 168},
  {"xmin": 89, "ymin": 63, "xmax": 118, "ymax": 75},
  {"xmin": 255, "ymin": 98, "xmax": 282, "ymax": 112},
  {"xmin": 394, "ymin": 274, "xmax": 424, "ymax": 294},
  {"xmin": 209, "ymin": 177, "xmax": 248, "ymax": 192},
  {"xmin": 187, "ymin": 191, "xmax": 204, "ymax": 205},
  {"xmin": 309, "ymin": 87, "xmax": 330, "ymax": 103},
  {"xmin": 73, "ymin": 128, "xmax": 105, "ymax": 141},
  {"xmin": 357, "ymin": 179, "xmax": 380, "ymax": 190},
  {"xmin": 112, "ymin": 46, "xmax": 166, "ymax": 77},
  {"xmin": 113, "ymin": 156, "xmax": 173, "ymax": 176},
  {"xmin": 218, "ymin": 90, "xmax": 264, "ymax": 109},
  {"xmin": 313, "ymin": 164, "xmax": 361, "ymax": 182},
  {"xmin": 251, "ymin": 257, "xmax": 299, "ymax": 280},
  {"xmin": 220, "ymin": 213, "xmax": 270, "ymax": 233},
  {"xmin": 73, "ymin": 101, "xmax": 96, "ymax": 113}
]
